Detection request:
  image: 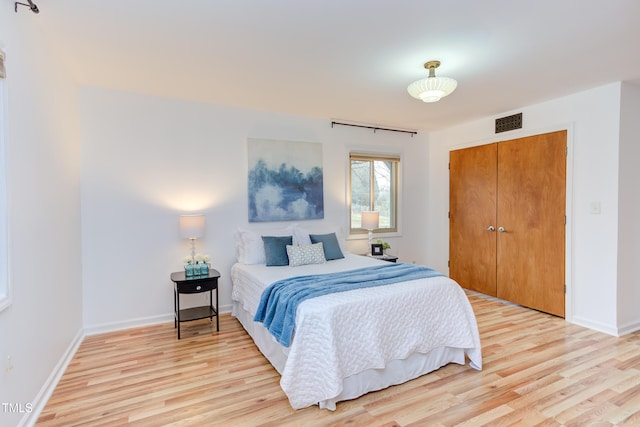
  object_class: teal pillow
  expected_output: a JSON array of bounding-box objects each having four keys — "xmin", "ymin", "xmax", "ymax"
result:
[
  {"xmin": 262, "ymin": 235, "xmax": 293, "ymax": 266},
  {"xmin": 309, "ymin": 233, "xmax": 344, "ymax": 260}
]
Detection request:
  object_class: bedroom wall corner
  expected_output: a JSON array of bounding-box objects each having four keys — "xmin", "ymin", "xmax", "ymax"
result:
[
  {"xmin": 393, "ymin": 131, "xmax": 430, "ymax": 266},
  {"xmin": 616, "ymin": 81, "xmax": 640, "ymax": 335},
  {"xmin": 0, "ymin": 5, "xmax": 83, "ymax": 427}
]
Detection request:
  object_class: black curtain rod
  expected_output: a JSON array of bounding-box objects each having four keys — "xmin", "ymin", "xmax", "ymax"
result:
[{"xmin": 331, "ymin": 121, "xmax": 417, "ymax": 136}]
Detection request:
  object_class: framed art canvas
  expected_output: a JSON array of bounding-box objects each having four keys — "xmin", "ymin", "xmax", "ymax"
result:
[{"xmin": 248, "ymin": 138, "xmax": 324, "ymax": 222}]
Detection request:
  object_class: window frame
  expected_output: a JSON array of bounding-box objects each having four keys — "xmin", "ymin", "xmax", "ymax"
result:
[
  {"xmin": 348, "ymin": 151, "xmax": 400, "ymax": 235},
  {"xmin": 0, "ymin": 50, "xmax": 9, "ymax": 312}
]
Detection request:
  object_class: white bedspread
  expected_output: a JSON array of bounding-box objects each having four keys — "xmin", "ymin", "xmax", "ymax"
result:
[{"xmin": 231, "ymin": 253, "xmax": 482, "ymax": 409}]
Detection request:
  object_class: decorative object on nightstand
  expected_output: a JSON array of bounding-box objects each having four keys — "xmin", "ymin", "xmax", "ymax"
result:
[
  {"xmin": 184, "ymin": 257, "xmax": 194, "ymax": 277},
  {"xmin": 179, "ymin": 214, "xmax": 205, "ymax": 263},
  {"xmin": 372, "ymin": 239, "xmax": 396, "ymax": 262},
  {"xmin": 184, "ymin": 253, "xmax": 211, "ymax": 277},
  {"xmin": 170, "ymin": 269, "xmax": 220, "ymax": 339},
  {"xmin": 376, "ymin": 239, "xmax": 390, "ymax": 249},
  {"xmin": 371, "ymin": 243, "xmax": 384, "ymax": 256},
  {"xmin": 198, "ymin": 254, "xmax": 210, "ymax": 275},
  {"xmin": 361, "ymin": 211, "xmax": 379, "ymax": 253},
  {"xmin": 375, "ymin": 239, "xmax": 391, "ymax": 253}
]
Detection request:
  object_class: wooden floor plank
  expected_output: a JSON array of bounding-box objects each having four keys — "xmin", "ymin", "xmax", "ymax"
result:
[{"xmin": 37, "ymin": 292, "xmax": 640, "ymax": 426}]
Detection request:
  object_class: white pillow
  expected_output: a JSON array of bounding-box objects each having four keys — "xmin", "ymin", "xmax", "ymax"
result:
[
  {"xmin": 292, "ymin": 226, "xmax": 312, "ymax": 246},
  {"xmin": 235, "ymin": 226, "xmax": 295, "ymax": 264},
  {"xmin": 295, "ymin": 225, "xmax": 348, "ymax": 254},
  {"xmin": 235, "ymin": 228, "xmax": 264, "ymax": 264},
  {"xmin": 286, "ymin": 243, "xmax": 326, "ymax": 267}
]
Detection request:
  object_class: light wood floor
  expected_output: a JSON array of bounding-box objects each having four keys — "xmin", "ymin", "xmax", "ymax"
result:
[{"xmin": 37, "ymin": 292, "xmax": 640, "ymax": 426}]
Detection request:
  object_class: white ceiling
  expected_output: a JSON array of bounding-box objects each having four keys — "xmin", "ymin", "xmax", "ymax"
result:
[{"xmin": 33, "ymin": 0, "xmax": 640, "ymax": 130}]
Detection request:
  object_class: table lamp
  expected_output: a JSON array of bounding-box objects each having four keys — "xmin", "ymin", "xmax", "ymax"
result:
[
  {"xmin": 179, "ymin": 214, "xmax": 205, "ymax": 262},
  {"xmin": 361, "ymin": 211, "xmax": 379, "ymax": 249}
]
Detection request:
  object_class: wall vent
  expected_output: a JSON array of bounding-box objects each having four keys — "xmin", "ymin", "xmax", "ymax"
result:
[{"xmin": 495, "ymin": 113, "xmax": 522, "ymax": 133}]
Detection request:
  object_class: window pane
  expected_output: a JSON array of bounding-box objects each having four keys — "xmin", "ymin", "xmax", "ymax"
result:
[
  {"xmin": 374, "ymin": 160, "xmax": 394, "ymax": 228},
  {"xmin": 349, "ymin": 153, "xmax": 398, "ymax": 233},
  {"xmin": 350, "ymin": 160, "xmax": 371, "ymax": 229}
]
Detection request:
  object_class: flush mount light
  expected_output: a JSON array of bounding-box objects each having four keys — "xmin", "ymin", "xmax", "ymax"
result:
[{"xmin": 407, "ymin": 60, "xmax": 457, "ymax": 103}]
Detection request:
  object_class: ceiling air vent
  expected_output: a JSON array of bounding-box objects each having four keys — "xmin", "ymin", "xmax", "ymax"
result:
[{"xmin": 495, "ymin": 113, "xmax": 522, "ymax": 134}]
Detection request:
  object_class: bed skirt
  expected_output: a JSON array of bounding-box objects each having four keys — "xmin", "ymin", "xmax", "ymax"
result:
[{"xmin": 232, "ymin": 300, "xmax": 466, "ymax": 410}]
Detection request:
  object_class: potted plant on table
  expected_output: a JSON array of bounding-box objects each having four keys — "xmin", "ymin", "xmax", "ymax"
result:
[{"xmin": 375, "ymin": 239, "xmax": 391, "ymax": 254}]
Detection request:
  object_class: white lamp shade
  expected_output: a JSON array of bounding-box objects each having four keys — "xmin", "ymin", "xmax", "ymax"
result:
[
  {"xmin": 179, "ymin": 214, "xmax": 205, "ymax": 239},
  {"xmin": 407, "ymin": 76, "xmax": 458, "ymax": 103},
  {"xmin": 361, "ymin": 211, "xmax": 379, "ymax": 230}
]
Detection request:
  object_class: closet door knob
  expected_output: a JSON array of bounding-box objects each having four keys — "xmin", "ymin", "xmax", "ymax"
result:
[
  {"xmin": 498, "ymin": 227, "xmax": 506, "ymax": 233},
  {"xmin": 486, "ymin": 226, "xmax": 495, "ymax": 231}
]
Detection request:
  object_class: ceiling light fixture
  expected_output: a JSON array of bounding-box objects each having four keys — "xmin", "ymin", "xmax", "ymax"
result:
[{"xmin": 407, "ymin": 60, "xmax": 457, "ymax": 103}]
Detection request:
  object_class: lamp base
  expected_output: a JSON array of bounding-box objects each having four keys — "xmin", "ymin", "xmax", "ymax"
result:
[{"xmin": 190, "ymin": 238, "xmax": 197, "ymax": 263}]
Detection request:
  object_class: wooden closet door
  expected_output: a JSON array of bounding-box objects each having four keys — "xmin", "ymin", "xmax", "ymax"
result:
[
  {"xmin": 496, "ymin": 131, "xmax": 566, "ymax": 317},
  {"xmin": 450, "ymin": 143, "xmax": 497, "ymax": 296}
]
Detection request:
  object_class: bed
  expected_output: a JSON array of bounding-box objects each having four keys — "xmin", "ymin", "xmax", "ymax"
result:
[{"xmin": 230, "ymin": 226, "xmax": 482, "ymax": 410}]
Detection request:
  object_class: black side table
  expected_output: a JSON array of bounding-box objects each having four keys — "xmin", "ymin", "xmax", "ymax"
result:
[
  {"xmin": 170, "ymin": 269, "xmax": 220, "ymax": 339},
  {"xmin": 374, "ymin": 254, "xmax": 398, "ymax": 263},
  {"xmin": 363, "ymin": 254, "xmax": 399, "ymax": 263}
]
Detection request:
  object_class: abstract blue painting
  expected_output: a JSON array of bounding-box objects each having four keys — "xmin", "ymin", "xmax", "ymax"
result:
[{"xmin": 248, "ymin": 138, "xmax": 324, "ymax": 222}]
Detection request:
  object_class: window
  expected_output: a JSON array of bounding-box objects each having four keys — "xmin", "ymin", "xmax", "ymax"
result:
[
  {"xmin": 349, "ymin": 152, "xmax": 399, "ymax": 234},
  {"xmin": 0, "ymin": 50, "xmax": 8, "ymax": 311}
]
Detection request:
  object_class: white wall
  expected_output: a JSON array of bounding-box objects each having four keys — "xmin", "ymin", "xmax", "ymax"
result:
[
  {"xmin": 427, "ymin": 83, "xmax": 626, "ymax": 335},
  {"xmin": 79, "ymin": 86, "xmax": 431, "ymax": 332},
  {"xmin": 79, "ymin": 81, "xmax": 640, "ymax": 337},
  {"xmin": 0, "ymin": 6, "xmax": 83, "ymax": 427},
  {"xmin": 617, "ymin": 82, "xmax": 640, "ymax": 334}
]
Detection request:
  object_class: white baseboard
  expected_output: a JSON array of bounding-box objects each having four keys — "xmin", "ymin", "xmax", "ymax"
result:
[
  {"xmin": 617, "ymin": 319, "xmax": 640, "ymax": 336},
  {"xmin": 571, "ymin": 315, "xmax": 619, "ymax": 337},
  {"xmin": 467, "ymin": 290, "xmax": 628, "ymax": 337},
  {"xmin": 18, "ymin": 305, "xmax": 235, "ymax": 426},
  {"xmin": 84, "ymin": 304, "xmax": 232, "ymax": 336},
  {"xmin": 18, "ymin": 328, "xmax": 84, "ymax": 427},
  {"xmin": 84, "ymin": 313, "xmax": 174, "ymax": 336}
]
